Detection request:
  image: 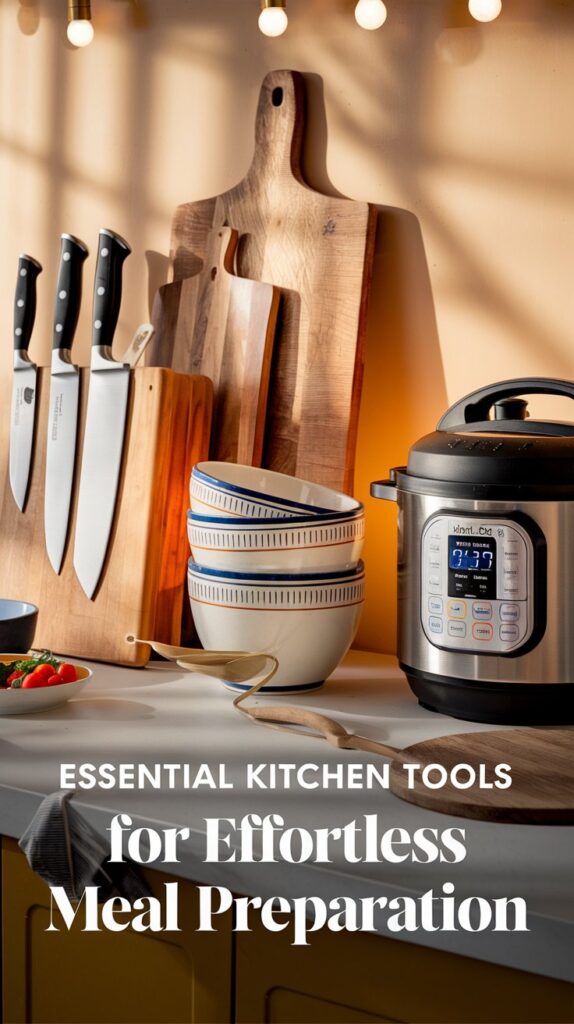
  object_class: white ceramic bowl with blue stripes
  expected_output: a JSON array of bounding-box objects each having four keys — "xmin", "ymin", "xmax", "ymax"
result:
[
  {"xmin": 188, "ymin": 560, "xmax": 365, "ymax": 693},
  {"xmin": 190, "ymin": 462, "xmax": 363, "ymax": 521},
  {"xmin": 187, "ymin": 508, "xmax": 365, "ymax": 572}
]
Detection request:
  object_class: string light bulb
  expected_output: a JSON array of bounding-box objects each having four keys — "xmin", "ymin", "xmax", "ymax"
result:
[
  {"xmin": 258, "ymin": 0, "xmax": 288, "ymax": 37},
  {"xmin": 67, "ymin": 0, "xmax": 94, "ymax": 46},
  {"xmin": 468, "ymin": 0, "xmax": 502, "ymax": 22},
  {"xmin": 355, "ymin": 0, "xmax": 387, "ymax": 30}
]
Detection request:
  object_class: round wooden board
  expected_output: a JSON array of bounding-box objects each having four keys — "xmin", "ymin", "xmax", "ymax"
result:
[{"xmin": 389, "ymin": 728, "xmax": 574, "ymax": 824}]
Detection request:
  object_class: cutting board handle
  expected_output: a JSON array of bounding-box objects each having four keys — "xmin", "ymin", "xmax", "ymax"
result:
[{"xmin": 248, "ymin": 69, "xmax": 305, "ymax": 182}]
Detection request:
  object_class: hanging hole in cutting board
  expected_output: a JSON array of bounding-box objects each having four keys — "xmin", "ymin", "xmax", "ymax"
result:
[
  {"xmin": 272, "ymin": 87, "xmax": 284, "ymax": 107},
  {"xmin": 211, "ymin": 267, "xmax": 217, "ymax": 280}
]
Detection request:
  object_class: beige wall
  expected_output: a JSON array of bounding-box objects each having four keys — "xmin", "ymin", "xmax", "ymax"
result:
[{"xmin": 1, "ymin": 0, "xmax": 573, "ymax": 653}]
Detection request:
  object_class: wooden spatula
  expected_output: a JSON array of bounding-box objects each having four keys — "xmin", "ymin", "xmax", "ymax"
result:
[{"xmin": 128, "ymin": 638, "xmax": 574, "ymax": 825}]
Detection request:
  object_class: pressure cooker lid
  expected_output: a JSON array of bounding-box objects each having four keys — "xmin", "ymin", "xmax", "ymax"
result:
[{"xmin": 406, "ymin": 378, "xmax": 574, "ymax": 493}]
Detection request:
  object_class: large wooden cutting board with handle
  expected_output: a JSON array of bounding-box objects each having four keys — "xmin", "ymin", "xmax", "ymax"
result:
[
  {"xmin": 152, "ymin": 226, "xmax": 279, "ymax": 465},
  {"xmin": 0, "ymin": 367, "xmax": 212, "ymax": 666},
  {"xmin": 150, "ymin": 69, "xmax": 376, "ymax": 493}
]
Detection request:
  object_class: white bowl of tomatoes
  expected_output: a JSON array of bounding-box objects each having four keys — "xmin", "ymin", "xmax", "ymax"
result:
[{"xmin": 0, "ymin": 655, "xmax": 92, "ymax": 715}]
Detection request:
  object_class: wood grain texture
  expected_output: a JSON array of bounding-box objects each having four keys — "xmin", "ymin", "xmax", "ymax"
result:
[
  {"xmin": 151, "ymin": 227, "xmax": 279, "ymax": 466},
  {"xmin": 0, "ymin": 368, "xmax": 212, "ymax": 666},
  {"xmin": 151, "ymin": 69, "xmax": 376, "ymax": 493},
  {"xmin": 389, "ymin": 727, "xmax": 574, "ymax": 824}
]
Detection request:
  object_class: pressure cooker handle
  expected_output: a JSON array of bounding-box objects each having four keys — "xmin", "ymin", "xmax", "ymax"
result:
[{"xmin": 438, "ymin": 377, "xmax": 574, "ymax": 432}]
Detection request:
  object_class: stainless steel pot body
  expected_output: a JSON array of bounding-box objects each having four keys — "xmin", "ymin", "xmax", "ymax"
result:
[{"xmin": 398, "ymin": 488, "xmax": 574, "ymax": 685}]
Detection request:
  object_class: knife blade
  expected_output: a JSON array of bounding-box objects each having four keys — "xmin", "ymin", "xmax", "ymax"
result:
[
  {"xmin": 9, "ymin": 254, "xmax": 43, "ymax": 511},
  {"xmin": 73, "ymin": 228, "xmax": 131, "ymax": 599},
  {"xmin": 44, "ymin": 233, "xmax": 89, "ymax": 574}
]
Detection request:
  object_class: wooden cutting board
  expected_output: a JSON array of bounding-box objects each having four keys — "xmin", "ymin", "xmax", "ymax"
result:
[
  {"xmin": 0, "ymin": 367, "xmax": 212, "ymax": 666},
  {"xmin": 152, "ymin": 226, "xmax": 279, "ymax": 465},
  {"xmin": 150, "ymin": 69, "xmax": 376, "ymax": 493},
  {"xmin": 388, "ymin": 728, "xmax": 574, "ymax": 825}
]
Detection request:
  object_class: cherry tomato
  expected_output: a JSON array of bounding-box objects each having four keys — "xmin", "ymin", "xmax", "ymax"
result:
[
  {"xmin": 21, "ymin": 670, "xmax": 54, "ymax": 689},
  {"xmin": 7, "ymin": 669, "xmax": 24, "ymax": 684},
  {"xmin": 57, "ymin": 663, "xmax": 78, "ymax": 683},
  {"xmin": 33, "ymin": 663, "xmax": 56, "ymax": 682},
  {"xmin": 46, "ymin": 674, "xmax": 62, "ymax": 687}
]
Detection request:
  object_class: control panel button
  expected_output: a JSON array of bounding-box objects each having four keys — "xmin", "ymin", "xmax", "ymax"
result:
[
  {"xmin": 429, "ymin": 616, "xmax": 443, "ymax": 634},
  {"xmin": 429, "ymin": 541, "xmax": 440, "ymax": 553},
  {"xmin": 500, "ymin": 603, "xmax": 520, "ymax": 622},
  {"xmin": 429, "ymin": 558, "xmax": 441, "ymax": 571},
  {"xmin": 447, "ymin": 599, "xmax": 466, "ymax": 618},
  {"xmin": 472, "ymin": 622, "xmax": 493, "ymax": 641},
  {"xmin": 500, "ymin": 624, "xmax": 520, "ymax": 642},
  {"xmin": 448, "ymin": 620, "xmax": 467, "ymax": 638},
  {"xmin": 429, "ymin": 574, "xmax": 441, "ymax": 589},
  {"xmin": 428, "ymin": 597, "xmax": 443, "ymax": 614},
  {"xmin": 472, "ymin": 601, "xmax": 492, "ymax": 620}
]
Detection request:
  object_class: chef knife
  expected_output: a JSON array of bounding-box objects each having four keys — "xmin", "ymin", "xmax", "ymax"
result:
[
  {"xmin": 44, "ymin": 233, "xmax": 89, "ymax": 574},
  {"xmin": 9, "ymin": 254, "xmax": 43, "ymax": 511},
  {"xmin": 73, "ymin": 228, "xmax": 131, "ymax": 599}
]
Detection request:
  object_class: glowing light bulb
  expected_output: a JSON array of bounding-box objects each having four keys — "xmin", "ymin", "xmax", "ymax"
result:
[
  {"xmin": 67, "ymin": 18, "xmax": 94, "ymax": 46},
  {"xmin": 355, "ymin": 0, "xmax": 387, "ymax": 30},
  {"xmin": 468, "ymin": 0, "xmax": 502, "ymax": 22},
  {"xmin": 258, "ymin": 5, "xmax": 288, "ymax": 37}
]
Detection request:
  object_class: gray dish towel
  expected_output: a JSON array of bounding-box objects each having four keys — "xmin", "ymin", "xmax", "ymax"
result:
[{"xmin": 19, "ymin": 791, "xmax": 152, "ymax": 901}]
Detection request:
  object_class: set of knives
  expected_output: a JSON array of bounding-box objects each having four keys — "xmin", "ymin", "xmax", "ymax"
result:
[{"xmin": 9, "ymin": 230, "xmax": 152, "ymax": 600}]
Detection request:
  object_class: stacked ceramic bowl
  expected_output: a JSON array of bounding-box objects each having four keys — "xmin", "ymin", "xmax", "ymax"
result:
[{"xmin": 187, "ymin": 462, "xmax": 365, "ymax": 693}]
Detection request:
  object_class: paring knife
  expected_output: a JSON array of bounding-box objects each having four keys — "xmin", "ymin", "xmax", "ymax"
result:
[
  {"xmin": 44, "ymin": 234, "xmax": 89, "ymax": 574},
  {"xmin": 9, "ymin": 254, "xmax": 43, "ymax": 511},
  {"xmin": 73, "ymin": 228, "xmax": 131, "ymax": 599},
  {"xmin": 121, "ymin": 322, "xmax": 155, "ymax": 368}
]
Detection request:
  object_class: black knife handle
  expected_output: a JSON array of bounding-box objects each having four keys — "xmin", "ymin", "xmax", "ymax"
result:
[
  {"xmin": 92, "ymin": 229, "xmax": 131, "ymax": 350},
  {"xmin": 52, "ymin": 234, "xmax": 89, "ymax": 351},
  {"xmin": 14, "ymin": 254, "xmax": 42, "ymax": 352}
]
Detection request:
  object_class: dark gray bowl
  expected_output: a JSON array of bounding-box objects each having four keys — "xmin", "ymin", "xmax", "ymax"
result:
[{"xmin": 0, "ymin": 600, "xmax": 38, "ymax": 653}]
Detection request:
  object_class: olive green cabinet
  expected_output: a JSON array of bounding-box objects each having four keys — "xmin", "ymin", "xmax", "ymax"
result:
[
  {"xmin": 1, "ymin": 838, "xmax": 232, "ymax": 1024},
  {"xmin": 234, "ymin": 920, "xmax": 574, "ymax": 1024},
  {"xmin": 2, "ymin": 839, "xmax": 573, "ymax": 1024}
]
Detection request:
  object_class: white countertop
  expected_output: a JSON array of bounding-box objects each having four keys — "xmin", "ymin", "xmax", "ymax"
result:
[{"xmin": 0, "ymin": 650, "xmax": 572, "ymax": 984}]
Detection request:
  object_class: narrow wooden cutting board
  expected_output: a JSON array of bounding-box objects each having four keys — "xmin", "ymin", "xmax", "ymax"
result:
[
  {"xmin": 388, "ymin": 728, "xmax": 574, "ymax": 825},
  {"xmin": 152, "ymin": 227, "xmax": 279, "ymax": 466},
  {"xmin": 150, "ymin": 69, "xmax": 376, "ymax": 493},
  {"xmin": 0, "ymin": 367, "xmax": 212, "ymax": 666}
]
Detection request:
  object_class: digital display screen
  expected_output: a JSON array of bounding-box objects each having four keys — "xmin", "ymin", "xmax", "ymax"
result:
[
  {"xmin": 448, "ymin": 536, "xmax": 497, "ymax": 599},
  {"xmin": 448, "ymin": 541, "xmax": 495, "ymax": 572}
]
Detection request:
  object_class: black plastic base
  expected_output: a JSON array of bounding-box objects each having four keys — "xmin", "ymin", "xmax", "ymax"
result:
[{"xmin": 401, "ymin": 664, "xmax": 574, "ymax": 725}]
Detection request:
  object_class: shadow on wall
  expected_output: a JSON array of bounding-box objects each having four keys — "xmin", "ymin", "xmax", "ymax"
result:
[
  {"xmin": 299, "ymin": 73, "xmax": 447, "ymax": 656},
  {"xmin": 354, "ymin": 207, "xmax": 447, "ymax": 655}
]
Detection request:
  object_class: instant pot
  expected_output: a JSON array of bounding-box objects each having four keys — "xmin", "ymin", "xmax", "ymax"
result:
[{"xmin": 372, "ymin": 378, "xmax": 574, "ymax": 724}]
